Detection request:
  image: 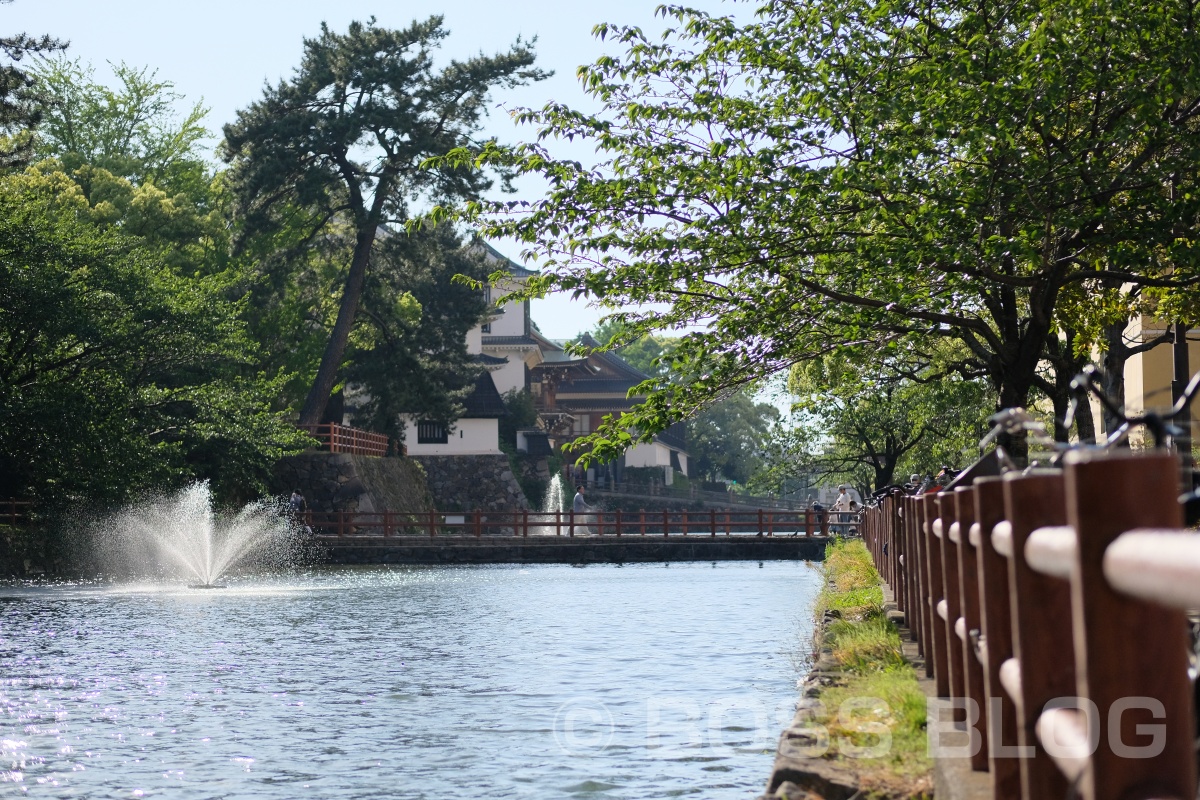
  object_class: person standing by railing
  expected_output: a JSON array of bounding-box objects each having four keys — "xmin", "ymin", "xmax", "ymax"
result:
[
  {"xmin": 572, "ymin": 484, "xmax": 596, "ymax": 535},
  {"xmin": 289, "ymin": 490, "xmax": 312, "ymax": 534},
  {"xmin": 832, "ymin": 485, "xmax": 853, "ymax": 535}
]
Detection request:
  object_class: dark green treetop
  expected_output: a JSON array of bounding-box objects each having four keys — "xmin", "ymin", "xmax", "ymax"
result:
[
  {"xmin": 223, "ymin": 16, "xmax": 548, "ymax": 426},
  {"xmin": 0, "ymin": 2, "xmax": 64, "ymax": 167}
]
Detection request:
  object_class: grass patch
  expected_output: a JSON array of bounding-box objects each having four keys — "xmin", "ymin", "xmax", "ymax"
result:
[{"xmin": 803, "ymin": 538, "xmax": 931, "ymax": 795}]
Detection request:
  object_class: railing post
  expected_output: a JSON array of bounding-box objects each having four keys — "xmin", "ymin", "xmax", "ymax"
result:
[
  {"xmin": 663, "ymin": 508, "xmax": 669, "ymax": 537},
  {"xmin": 1062, "ymin": 451, "xmax": 1196, "ymax": 800},
  {"xmin": 615, "ymin": 509, "xmax": 622, "ymax": 537},
  {"xmin": 969, "ymin": 477, "xmax": 1021, "ymax": 798},
  {"xmin": 953, "ymin": 486, "xmax": 988, "ymax": 772},
  {"xmin": 921, "ymin": 494, "xmax": 951, "ymax": 698},
  {"xmin": 569, "ymin": 510, "xmax": 575, "ymax": 537},
  {"xmin": 523, "ymin": 509, "xmax": 529, "ymax": 538},
  {"xmin": 999, "ymin": 472, "xmax": 1072, "ymax": 800},
  {"xmin": 725, "ymin": 508, "xmax": 731, "ymax": 536},
  {"xmin": 682, "ymin": 509, "xmax": 689, "ymax": 536},
  {"xmin": 757, "ymin": 509, "xmax": 763, "ymax": 536},
  {"xmin": 475, "ymin": 510, "xmax": 482, "ymax": 538},
  {"xmin": 640, "ymin": 509, "xmax": 646, "ymax": 536},
  {"xmin": 767, "ymin": 511, "xmax": 774, "ymax": 537},
  {"xmin": 429, "ymin": 509, "xmax": 436, "ymax": 538},
  {"xmin": 710, "ymin": 508, "xmax": 716, "ymax": 536},
  {"xmin": 805, "ymin": 508, "xmax": 812, "ymax": 536}
]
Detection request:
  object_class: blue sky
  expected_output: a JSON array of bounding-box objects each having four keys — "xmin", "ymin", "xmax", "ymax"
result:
[{"xmin": 8, "ymin": 0, "xmax": 746, "ymax": 338}]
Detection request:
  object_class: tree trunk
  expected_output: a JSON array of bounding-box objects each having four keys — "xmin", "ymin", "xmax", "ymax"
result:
[
  {"xmin": 298, "ymin": 225, "xmax": 378, "ymax": 426},
  {"xmin": 1101, "ymin": 321, "xmax": 1129, "ymax": 436},
  {"xmin": 995, "ymin": 380, "xmax": 1034, "ymax": 466}
]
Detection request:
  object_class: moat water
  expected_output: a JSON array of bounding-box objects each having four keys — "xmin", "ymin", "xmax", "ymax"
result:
[{"xmin": 1, "ymin": 562, "xmax": 820, "ymax": 798}]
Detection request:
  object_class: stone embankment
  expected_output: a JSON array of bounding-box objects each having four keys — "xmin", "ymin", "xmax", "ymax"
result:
[
  {"xmin": 272, "ymin": 453, "xmax": 434, "ymax": 514},
  {"xmin": 759, "ymin": 540, "xmax": 938, "ymax": 800},
  {"xmin": 413, "ymin": 454, "xmax": 530, "ymax": 512}
]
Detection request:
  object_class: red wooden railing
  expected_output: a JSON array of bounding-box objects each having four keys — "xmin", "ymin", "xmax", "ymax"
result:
[
  {"xmin": 0, "ymin": 499, "xmax": 31, "ymax": 525},
  {"xmin": 297, "ymin": 507, "xmax": 851, "ymax": 538},
  {"xmin": 861, "ymin": 450, "xmax": 1199, "ymax": 800},
  {"xmin": 296, "ymin": 423, "xmax": 390, "ymax": 457}
]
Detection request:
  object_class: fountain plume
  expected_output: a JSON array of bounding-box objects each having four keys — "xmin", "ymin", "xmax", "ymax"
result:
[{"xmin": 92, "ymin": 482, "xmax": 305, "ymax": 586}]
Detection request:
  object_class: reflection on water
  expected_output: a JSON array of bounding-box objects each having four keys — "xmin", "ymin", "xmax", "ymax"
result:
[{"xmin": 1, "ymin": 562, "xmax": 820, "ymax": 798}]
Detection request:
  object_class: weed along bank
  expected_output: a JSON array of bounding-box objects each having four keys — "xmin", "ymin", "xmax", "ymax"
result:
[{"xmin": 761, "ymin": 538, "xmax": 932, "ymax": 798}]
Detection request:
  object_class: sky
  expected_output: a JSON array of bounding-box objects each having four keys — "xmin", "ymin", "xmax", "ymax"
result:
[{"xmin": 7, "ymin": 0, "xmax": 747, "ymax": 339}]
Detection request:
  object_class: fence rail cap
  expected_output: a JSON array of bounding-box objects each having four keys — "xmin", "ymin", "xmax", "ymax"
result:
[
  {"xmin": 992, "ymin": 521, "xmax": 1013, "ymax": 558},
  {"xmin": 1104, "ymin": 528, "xmax": 1200, "ymax": 610},
  {"xmin": 1025, "ymin": 525, "xmax": 1075, "ymax": 580}
]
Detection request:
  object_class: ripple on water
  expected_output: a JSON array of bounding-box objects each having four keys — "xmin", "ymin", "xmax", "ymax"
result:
[{"xmin": 0, "ymin": 562, "xmax": 819, "ymax": 799}]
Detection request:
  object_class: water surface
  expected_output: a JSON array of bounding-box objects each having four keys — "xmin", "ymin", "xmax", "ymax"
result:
[{"xmin": 1, "ymin": 562, "xmax": 820, "ymax": 798}]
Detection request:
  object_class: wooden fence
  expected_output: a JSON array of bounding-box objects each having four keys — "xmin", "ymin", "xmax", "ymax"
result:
[
  {"xmin": 861, "ymin": 449, "xmax": 1198, "ymax": 800},
  {"xmin": 0, "ymin": 499, "xmax": 31, "ymax": 525},
  {"xmin": 296, "ymin": 423, "xmax": 391, "ymax": 457},
  {"xmin": 300, "ymin": 507, "xmax": 846, "ymax": 538}
]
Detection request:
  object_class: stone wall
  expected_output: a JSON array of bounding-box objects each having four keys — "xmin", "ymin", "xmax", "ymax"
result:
[
  {"xmin": 413, "ymin": 454, "xmax": 531, "ymax": 512},
  {"xmin": 272, "ymin": 454, "xmax": 433, "ymax": 513}
]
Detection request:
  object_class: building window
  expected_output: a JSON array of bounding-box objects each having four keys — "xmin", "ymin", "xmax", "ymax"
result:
[
  {"xmin": 481, "ymin": 286, "xmax": 492, "ymax": 333},
  {"xmin": 417, "ymin": 420, "xmax": 448, "ymax": 444}
]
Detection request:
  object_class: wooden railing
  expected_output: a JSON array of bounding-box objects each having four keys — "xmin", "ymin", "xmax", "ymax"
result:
[
  {"xmin": 298, "ymin": 507, "xmax": 847, "ymax": 538},
  {"xmin": 0, "ymin": 499, "xmax": 31, "ymax": 525},
  {"xmin": 296, "ymin": 423, "xmax": 390, "ymax": 457},
  {"xmin": 861, "ymin": 449, "xmax": 1198, "ymax": 800}
]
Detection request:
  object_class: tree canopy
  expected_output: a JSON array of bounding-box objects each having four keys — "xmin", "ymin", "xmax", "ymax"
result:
[
  {"xmin": 0, "ymin": 167, "xmax": 307, "ymax": 506},
  {"xmin": 441, "ymin": 0, "xmax": 1200, "ymax": 462},
  {"xmin": 223, "ymin": 16, "xmax": 548, "ymax": 426},
  {"xmin": 0, "ymin": 2, "xmax": 63, "ymax": 167}
]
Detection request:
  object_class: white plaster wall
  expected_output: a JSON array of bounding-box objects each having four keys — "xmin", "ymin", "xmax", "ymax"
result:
[
  {"xmin": 465, "ymin": 326, "xmax": 482, "ymax": 355},
  {"xmin": 624, "ymin": 442, "xmax": 688, "ymax": 476},
  {"xmin": 625, "ymin": 442, "xmax": 669, "ymax": 468},
  {"xmin": 490, "ymin": 357, "xmax": 526, "ymax": 394},
  {"xmin": 401, "ymin": 417, "xmax": 501, "ymax": 455},
  {"xmin": 489, "ymin": 297, "xmax": 527, "ymax": 337}
]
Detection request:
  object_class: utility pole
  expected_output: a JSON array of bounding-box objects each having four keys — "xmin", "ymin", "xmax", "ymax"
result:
[{"xmin": 1171, "ymin": 322, "xmax": 1194, "ymax": 481}]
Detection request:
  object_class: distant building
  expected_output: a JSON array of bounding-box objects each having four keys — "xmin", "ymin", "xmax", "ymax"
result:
[
  {"xmin": 1107, "ymin": 317, "xmax": 1200, "ymax": 447},
  {"xmin": 475, "ymin": 243, "xmax": 690, "ymax": 481},
  {"xmin": 399, "ymin": 371, "xmax": 508, "ymax": 456}
]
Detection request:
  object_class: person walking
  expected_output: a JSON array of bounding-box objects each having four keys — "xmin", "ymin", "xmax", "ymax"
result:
[
  {"xmin": 831, "ymin": 485, "xmax": 853, "ymax": 535},
  {"xmin": 572, "ymin": 484, "xmax": 596, "ymax": 536}
]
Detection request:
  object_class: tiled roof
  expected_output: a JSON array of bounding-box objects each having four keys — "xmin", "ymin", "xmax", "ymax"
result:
[
  {"xmin": 520, "ymin": 430, "xmax": 554, "ymax": 457},
  {"xmin": 474, "ymin": 353, "xmax": 508, "ymax": 367},
  {"xmin": 479, "ymin": 240, "xmax": 539, "ymax": 277},
  {"xmin": 556, "ymin": 379, "xmax": 641, "ymax": 396},
  {"xmin": 461, "ymin": 372, "xmax": 509, "ymax": 419},
  {"xmin": 575, "ymin": 333, "xmax": 652, "ymax": 380},
  {"xmin": 482, "ymin": 334, "xmax": 539, "ymax": 347}
]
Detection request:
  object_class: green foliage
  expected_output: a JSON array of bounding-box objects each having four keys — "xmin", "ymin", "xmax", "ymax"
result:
[
  {"xmin": 776, "ymin": 345, "xmax": 993, "ymax": 492},
  {"xmin": 438, "ymin": 0, "xmax": 1200, "ymax": 463},
  {"xmin": 344, "ymin": 227, "xmax": 490, "ymax": 437},
  {"xmin": 0, "ymin": 167, "xmax": 308, "ymax": 507},
  {"xmin": 498, "ymin": 388, "xmax": 538, "ymax": 451},
  {"xmin": 33, "ymin": 58, "xmax": 212, "ymax": 199},
  {"xmin": 685, "ymin": 391, "xmax": 779, "ymax": 483},
  {"xmin": 0, "ymin": 10, "xmax": 63, "ymax": 168},
  {"xmin": 223, "ymin": 16, "xmax": 548, "ymax": 425},
  {"xmin": 586, "ymin": 320, "xmax": 778, "ymax": 483}
]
